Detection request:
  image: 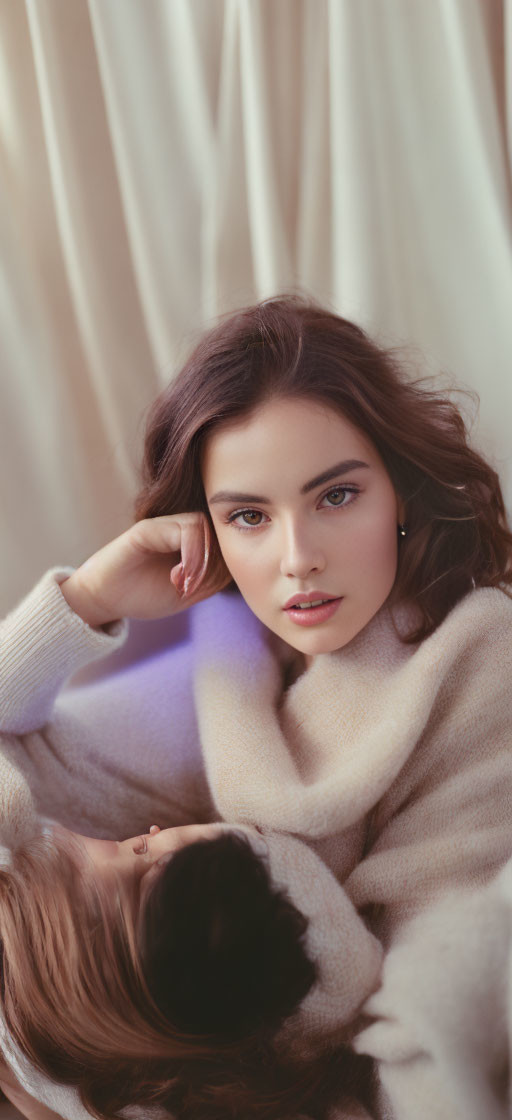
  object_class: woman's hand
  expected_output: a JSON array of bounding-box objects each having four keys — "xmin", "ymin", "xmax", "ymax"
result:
[{"xmin": 60, "ymin": 513, "xmax": 232, "ymax": 627}]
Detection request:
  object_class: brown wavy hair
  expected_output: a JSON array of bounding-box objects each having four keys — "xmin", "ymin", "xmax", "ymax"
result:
[
  {"xmin": 0, "ymin": 830, "xmax": 371, "ymax": 1120},
  {"xmin": 135, "ymin": 294, "xmax": 512, "ymax": 642}
]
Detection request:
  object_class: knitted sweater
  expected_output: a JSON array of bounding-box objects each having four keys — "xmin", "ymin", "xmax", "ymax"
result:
[
  {"xmin": 1, "ymin": 570, "xmax": 512, "ymax": 1118},
  {"xmin": 191, "ymin": 585, "xmax": 512, "ymax": 939},
  {"xmin": 190, "ymin": 582, "xmax": 512, "ymax": 1117}
]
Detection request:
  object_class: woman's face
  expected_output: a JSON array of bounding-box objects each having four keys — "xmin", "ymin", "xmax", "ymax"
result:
[
  {"xmin": 203, "ymin": 396, "xmax": 404, "ymax": 659},
  {"xmin": 75, "ymin": 823, "xmax": 225, "ymax": 900}
]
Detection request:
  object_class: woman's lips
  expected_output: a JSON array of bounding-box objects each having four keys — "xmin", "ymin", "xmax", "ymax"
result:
[
  {"xmin": 284, "ymin": 590, "xmax": 337, "ymax": 609},
  {"xmin": 284, "ymin": 597, "xmax": 343, "ymax": 627}
]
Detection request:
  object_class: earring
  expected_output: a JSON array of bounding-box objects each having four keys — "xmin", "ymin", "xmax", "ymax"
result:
[{"xmin": 398, "ymin": 523, "xmax": 407, "ymax": 537}]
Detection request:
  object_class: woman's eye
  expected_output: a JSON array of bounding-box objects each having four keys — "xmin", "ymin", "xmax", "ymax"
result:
[
  {"xmin": 227, "ymin": 509, "xmax": 266, "ymax": 529},
  {"xmin": 322, "ymin": 486, "xmax": 358, "ymax": 507},
  {"xmin": 226, "ymin": 487, "xmax": 359, "ymax": 529}
]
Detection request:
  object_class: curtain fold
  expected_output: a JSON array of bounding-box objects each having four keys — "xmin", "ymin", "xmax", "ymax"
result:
[{"xmin": 1, "ymin": 0, "xmax": 511, "ymax": 612}]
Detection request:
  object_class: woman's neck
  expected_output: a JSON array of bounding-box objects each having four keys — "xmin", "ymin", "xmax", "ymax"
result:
[{"xmin": 282, "ymin": 650, "xmax": 309, "ymax": 690}]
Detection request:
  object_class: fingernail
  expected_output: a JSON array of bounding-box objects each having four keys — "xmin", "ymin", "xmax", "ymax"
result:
[
  {"xmin": 200, "ymin": 522, "xmax": 210, "ymax": 579},
  {"xmin": 183, "ymin": 549, "xmax": 209, "ymax": 598},
  {"xmin": 182, "ymin": 573, "xmax": 200, "ymax": 598},
  {"xmin": 198, "ymin": 544, "xmax": 209, "ymax": 583},
  {"xmin": 173, "ymin": 563, "xmax": 186, "ymax": 596}
]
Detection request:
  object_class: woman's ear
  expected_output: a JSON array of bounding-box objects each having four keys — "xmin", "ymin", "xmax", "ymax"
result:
[{"xmin": 397, "ymin": 495, "xmax": 406, "ymax": 525}]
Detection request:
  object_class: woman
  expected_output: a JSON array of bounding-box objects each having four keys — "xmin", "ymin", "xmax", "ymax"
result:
[{"xmin": 3, "ymin": 293, "xmax": 512, "ymax": 1116}]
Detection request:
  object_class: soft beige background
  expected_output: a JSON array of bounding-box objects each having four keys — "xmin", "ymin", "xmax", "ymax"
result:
[{"xmin": 1, "ymin": 0, "xmax": 512, "ymax": 615}]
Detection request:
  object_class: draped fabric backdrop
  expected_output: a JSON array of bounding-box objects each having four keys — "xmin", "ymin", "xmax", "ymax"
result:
[{"xmin": 1, "ymin": 0, "xmax": 511, "ymax": 613}]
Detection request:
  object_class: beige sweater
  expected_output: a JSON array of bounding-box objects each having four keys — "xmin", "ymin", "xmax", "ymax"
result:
[
  {"xmin": 2, "ymin": 570, "xmax": 512, "ymax": 1117},
  {"xmin": 191, "ymin": 585, "xmax": 512, "ymax": 939},
  {"xmin": 190, "ymin": 584, "xmax": 512, "ymax": 1117}
]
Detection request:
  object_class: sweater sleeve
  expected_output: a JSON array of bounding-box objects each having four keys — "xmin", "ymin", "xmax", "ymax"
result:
[
  {"xmin": 0, "ymin": 570, "xmax": 212, "ymax": 842},
  {"xmin": 0, "ymin": 569, "xmax": 128, "ymax": 735},
  {"xmin": 0, "ymin": 569, "xmax": 129, "ymax": 847}
]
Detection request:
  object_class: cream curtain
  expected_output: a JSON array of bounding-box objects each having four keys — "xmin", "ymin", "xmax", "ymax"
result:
[{"xmin": 1, "ymin": 0, "xmax": 511, "ymax": 613}]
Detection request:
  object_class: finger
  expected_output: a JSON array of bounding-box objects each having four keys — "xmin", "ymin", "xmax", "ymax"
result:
[
  {"xmin": 170, "ymin": 561, "xmax": 185, "ymax": 594},
  {"xmin": 184, "ymin": 529, "xmax": 232, "ymax": 602},
  {"xmin": 180, "ymin": 517, "xmax": 209, "ymax": 594},
  {"xmin": 149, "ymin": 825, "xmax": 161, "ymax": 834},
  {"xmin": 199, "ymin": 517, "xmax": 211, "ymax": 582},
  {"xmin": 130, "ymin": 516, "xmax": 183, "ymax": 560},
  {"xmin": 184, "ymin": 518, "xmax": 210, "ymax": 595}
]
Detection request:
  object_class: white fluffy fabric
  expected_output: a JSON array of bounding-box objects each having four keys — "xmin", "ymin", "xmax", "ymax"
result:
[{"xmin": 354, "ymin": 862, "xmax": 512, "ymax": 1118}]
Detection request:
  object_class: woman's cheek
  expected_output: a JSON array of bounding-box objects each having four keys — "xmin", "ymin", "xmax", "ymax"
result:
[
  {"xmin": 213, "ymin": 528, "xmax": 237, "ymax": 572},
  {"xmin": 230, "ymin": 553, "xmax": 262, "ymax": 593},
  {"xmin": 224, "ymin": 543, "xmax": 268, "ymax": 598},
  {"xmin": 213, "ymin": 531, "xmax": 250, "ymax": 586}
]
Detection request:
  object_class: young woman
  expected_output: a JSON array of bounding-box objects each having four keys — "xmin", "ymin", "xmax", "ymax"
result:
[{"xmin": 3, "ymin": 293, "xmax": 512, "ymax": 1117}]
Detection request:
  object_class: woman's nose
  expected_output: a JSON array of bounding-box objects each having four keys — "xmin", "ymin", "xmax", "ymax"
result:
[{"xmin": 279, "ymin": 520, "xmax": 325, "ymax": 579}]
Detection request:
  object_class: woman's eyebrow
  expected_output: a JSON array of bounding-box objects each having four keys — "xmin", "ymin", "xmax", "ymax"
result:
[{"xmin": 208, "ymin": 459, "xmax": 370, "ymax": 505}]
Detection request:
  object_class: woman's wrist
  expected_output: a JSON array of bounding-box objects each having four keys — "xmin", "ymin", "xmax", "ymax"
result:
[{"xmin": 59, "ymin": 573, "xmax": 120, "ymax": 630}]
